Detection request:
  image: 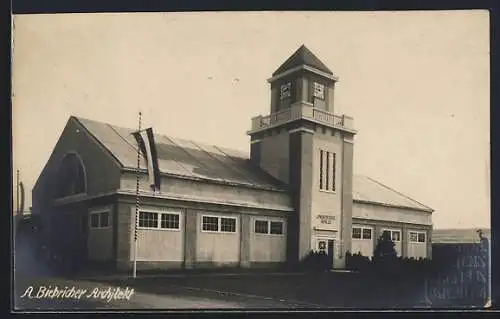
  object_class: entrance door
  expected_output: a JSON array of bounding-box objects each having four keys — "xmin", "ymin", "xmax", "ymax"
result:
[
  {"xmin": 327, "ymin": 240, "xmax": 334, "ymax": 269},
  {"xmin": 316, "ymin": 237, "xmax": 335, "ymax": 269}
]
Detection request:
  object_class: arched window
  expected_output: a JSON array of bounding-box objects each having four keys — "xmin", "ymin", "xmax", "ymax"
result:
[{"xmin": 54, "ymin": 153, "xmax": 87, "ymax": 198}]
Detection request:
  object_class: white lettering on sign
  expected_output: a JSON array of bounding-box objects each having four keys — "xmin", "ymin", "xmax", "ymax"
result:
[{"xmin": 317, "ymin": 215, "xmax": 335, "ymax": 225}]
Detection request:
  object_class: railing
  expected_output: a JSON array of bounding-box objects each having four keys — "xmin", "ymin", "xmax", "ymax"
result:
[{"xmin": 250, "ymin": 102, "xmax": 355, "ymax": 132}]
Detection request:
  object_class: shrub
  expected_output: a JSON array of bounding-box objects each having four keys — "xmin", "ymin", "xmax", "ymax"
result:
[
  {"xmin": 300, "ymin": 250, "xmax": 330, "ymax": 272},
  {"xmin": 373, "ymin": 231, "xmax": 397, "ymax": 264},
  {"xmin": 346, "ymin": 249, "xmax": 432, "ymax": 278}
]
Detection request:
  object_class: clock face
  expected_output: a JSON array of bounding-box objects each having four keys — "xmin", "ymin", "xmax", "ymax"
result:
[
  {"xmin": 280, "ymin": 82, "xmax": 291, "ymax": 100},
  {"xmin": 313, "ymin": 82, "xmax": 325, "ymax": 100}
]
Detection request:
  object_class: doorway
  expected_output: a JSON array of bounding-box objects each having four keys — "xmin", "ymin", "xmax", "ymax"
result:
[{"xmin": 316, "ymin": 237, "xmax": 335, "ymax": 269}]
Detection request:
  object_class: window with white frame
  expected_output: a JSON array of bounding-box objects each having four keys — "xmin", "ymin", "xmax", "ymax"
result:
[
  {"xmin": 90, "ymin": 211, "xmax": 109, "ymax": 229},
  {"xmin": 201, "ymin": 216, "xmax": 237, "ymax": 233},
  {"xmin": 409, "ymin": 231, "xmax": 426, "ymax": 243},
  {"xmin": 139, "ymin": 211, "xmax": 158, "ymax": 229},
  {"xmin": 255, "ymin": 220, "xmax": 269, "ymax": 234},
  {"xmin": 409, "ymin": 232, "xmax": 418, "ymax": 242},
  {"xmin": 418, "ymin": 232, "xmax": 426, "ymax": 243},
  {"xmin": 270, "ymin": 221, "xmax": 283, "ymax": 235},
  {"xmin": 254, "ymin": 219, "xmax": 284, "ymax": 235},
  {"xmin": 221, "ymin": 217, "xmax": 236, "ymax": 233},
  {"xmin": 352, "ymin": 226, "xmax": 372, "ymax": 240},
  {"xmin": 161, "ymin": 213, "xmax": 180, "ymax": 229},
  {"xmin": 138, "ymin": 211, "xmax": 181, "ymax": 230},
  {"xmin": 319, "ymin": 150, "xmax": 336, "ymax": 192},
  {"xmin": 362, "ymin": 228, "xmax": 372, "ymax": 240},
  {"xmin": 202, "ymin": 216, "xmax": 219, "ymax": 232},
  {"xmin": 352, "ymin": 227, "xmax": 362, "ymax": 239},
  {"xmin": 383, "ymin": 229, "xmax": 401, "ymax": 242}
]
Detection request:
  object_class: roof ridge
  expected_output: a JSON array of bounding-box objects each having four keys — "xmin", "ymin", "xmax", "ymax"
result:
[{"xmin": 364, "ymin": 176, "xmax": 434, "ymax": 212}]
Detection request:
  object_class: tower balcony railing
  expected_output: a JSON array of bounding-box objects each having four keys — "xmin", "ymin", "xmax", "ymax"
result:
[{"xmin": 249, "ymin": 102, "xmax": 355, "ymax": 134}]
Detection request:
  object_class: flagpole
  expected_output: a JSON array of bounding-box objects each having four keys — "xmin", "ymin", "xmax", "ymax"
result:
[
  {"xmin": 133, "ymin": 112, "xmax": 142, "ymax": 279},
  {"xmin": 487, "ymin": 235, "xmax": 491, "ymax": 308},
  {"xmin": 16, "ymin": 169, "xmax": 19, "ymax": 216}
]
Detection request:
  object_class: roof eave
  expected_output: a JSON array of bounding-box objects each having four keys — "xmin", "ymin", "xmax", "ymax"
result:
[
  {"xmin": 268, "ymin": 65, "xmax": 339, "ymax": 83},
  {"xmin": 120, "ymin": 167, "xmax": 288, "ymax": 193},
  {"xmin": 353, "ymin": 199, "xmax": 434, "ymax": 214}
]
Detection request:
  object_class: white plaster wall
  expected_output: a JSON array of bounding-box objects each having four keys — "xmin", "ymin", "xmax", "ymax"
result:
[
  {"xmin": 129, "ymin": 207, "xmax": 184, "ymax": 262},
  {"xmin": 132, "ymin": 229, "xmax": 184, "ymax": 262},
  {"xmin": 407, "ymin": 243, "xmax": 427, "ymax": 259},
  {"xmin": 260, "ymin": 132, "xmax": 290, "ymax": 183},
  {"xmin": 87, "ymin": 206, "xmax": 113, "ymax": 261},
  {"xmin": 353, "ymin": 202, "xmax": 432, "ymax": 226},
  {"xmin": 350, "ymin": 225, "xmax": 374, "ymax": 258},
  {"xmin": 310, "ymin": 133, "xmax": 343, "ymax": 233},
  {"xmin": 119, "ymin": 173, "xmax": 292, "ymax": 211},
  {"xmin": 249, "ymin": 216, "xmax": 286, "ymax": 262},
  {"xmin": 407, "ymin": 229, "xmax": 428, "ymax": 259},
  {"xmin": 196, "ymin": 213, "xmax": 240, "ymax": 264}
]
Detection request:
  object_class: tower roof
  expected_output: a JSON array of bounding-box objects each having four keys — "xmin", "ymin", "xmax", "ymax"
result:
[{"xmin": 272, "ymin": 45, "xmax": 333, "ymax": 76}]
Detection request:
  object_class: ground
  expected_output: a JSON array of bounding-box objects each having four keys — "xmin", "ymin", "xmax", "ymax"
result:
[
  {"xmin": 14, "ymin": 269, "xmax": 433, "ymax": 310},
  {"xmin": 13, "ymin": 234, "xmax": 488, "ymax": 310}
]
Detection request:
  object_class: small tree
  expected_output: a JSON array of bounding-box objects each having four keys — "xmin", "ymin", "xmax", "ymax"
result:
[{"xmin": 373, "ymin": 231, "xmax": 397, "ymax": 263}]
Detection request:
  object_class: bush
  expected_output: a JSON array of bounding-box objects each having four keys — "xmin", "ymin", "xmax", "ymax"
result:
[
  {"xmin": 345, "ymin": 251, "xmax": 371, "ymax": 272},
  {"xmin": 300, "ymin": 250, "xmax": 331, "ymax": 272},
  {"xmin": 373, "ymin": 231, "xmax": 397, "ymax": 264},
  {"xmin": 346, "ymin": 250, "xmax": 432, "ymax": 278}
]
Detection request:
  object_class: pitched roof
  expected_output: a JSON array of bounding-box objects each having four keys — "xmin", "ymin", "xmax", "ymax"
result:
[
  {"xmin": 433, "ymin": 228, "xmax": 491, "ymax": 244},
  {"xmin": 272, "ymin": 45, "xmax": 333, "ymax": 76},
  {"xmin": 74, "ymin": 116, "xmax": 285, "ymax": 191},
  {"xmin": 73, "ymin": 116, "xmax": 433, "ymax": 211},
  {"xmin": 353, "ymin": 175, "xmax": 433, "ymax": 212}
]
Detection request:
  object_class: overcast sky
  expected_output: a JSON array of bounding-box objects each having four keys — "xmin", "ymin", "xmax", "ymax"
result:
[{"xmin": 12, "ymin": 11, "xmax": 490, "ymax": 229}]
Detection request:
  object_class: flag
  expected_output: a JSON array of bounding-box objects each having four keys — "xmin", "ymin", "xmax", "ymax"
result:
[
  {"xmin": 132, "ymin": 128, "xmax": 161, "ymax": 191},
  {"xmin": 19, "ymin": 181, "xmax": 25, "ymax": 214}
]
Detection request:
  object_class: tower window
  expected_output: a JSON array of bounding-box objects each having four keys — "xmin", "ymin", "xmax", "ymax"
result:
[
  {"xmin": 325, "ymin": 152, "xmax": 330, "ymax": 191},
  {"xmin": 319, "ymin": 150, "xmax": 324, "ymax": 189},
  {"xmin": 332, "ymin": 153, "xmax": 336, "ymax": 191},
  {"xmin": 313, "ymin": 82, "xmax": 325, "ymax": 100},
  {"xmin": 319, "ymin": 149, "xmax": 337, "ymax": 192},
  {"xmin": 280, "ymin": 82, "xmax": 291, "ymax": 100}
]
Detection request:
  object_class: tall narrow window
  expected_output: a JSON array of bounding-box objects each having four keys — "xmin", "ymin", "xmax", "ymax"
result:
[
  {"xmin": 325, "ymin": 152, "xmax": 330, "ymax": 191},
  {"xmin": 319, "ymin": 150, "xmax": 324, "ymax": 190},
  {"xmin": 332, "ymin": 153, "xmax": 336, "ymax": 191}
]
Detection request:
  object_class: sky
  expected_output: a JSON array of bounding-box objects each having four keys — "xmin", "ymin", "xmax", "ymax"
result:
[{"xmin": 12, "ymin": 11, "xmax": 490, "ymax": 229}]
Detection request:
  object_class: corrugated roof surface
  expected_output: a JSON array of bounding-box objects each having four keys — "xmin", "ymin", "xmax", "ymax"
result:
[
  {"xmin": 75, "ymin": 117, "xmax": 284, "ymax": 190},
  {"xmin": 433, "ymin": 228, "xmax": 491, "ymax": 244},
  {"xmin": 75, "ymin": 116, "xmax": 433, "ymax": 211},
  {"xmin": 353, "ymin": 175, "xmax": 433, "ymax": 212}
]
